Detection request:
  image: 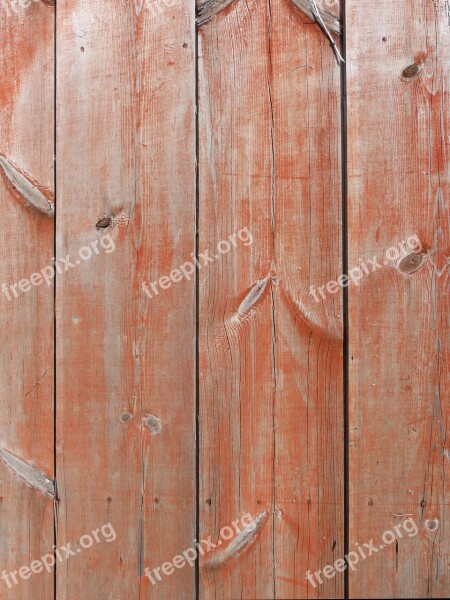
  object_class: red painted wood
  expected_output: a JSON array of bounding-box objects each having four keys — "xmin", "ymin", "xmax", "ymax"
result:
[
  {"xmin": 198, "ymin": 1, "xmax": 343, "ymax": 598},
  {"xmin": 0, "ymin": 2, "xmax": 55, "ymax": 598},
  {"xmin": 56, "ymin": 1, "xmax": 196, "ymax": 598},
  {"xmin": 347, "ymin": 0, "xmax": 450, "ymax": 596}
]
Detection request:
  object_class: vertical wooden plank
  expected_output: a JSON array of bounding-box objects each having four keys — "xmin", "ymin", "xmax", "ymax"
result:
[
  {"xmin": 198, "ymin": 1, "xmax": 343, "ymax": 598},
  {"xmin": 0, "ymin": 2, "xmax": 55, "ymax": 599},
  {"xmin": 56, "ymin": 1, "xmax": 196, "ymax": 598},
  {"xmin": 270, "ymin": 2, "xmax": 344, "ymax": 598},
  {"xmin": 347, "ymin": 0, "xmax": 450, "ymax": 597}
]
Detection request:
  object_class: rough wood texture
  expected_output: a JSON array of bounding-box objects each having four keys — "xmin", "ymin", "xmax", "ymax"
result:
[
  {"xmin": 0, "ymin": 3, "xmax": 55, "ymax": 599},
  {"xmin": 347, "ymin": 0, "xmax": 450, "ymax": 597},
  {"xmin": 198, "ymin": 1, "xmax": 343, "ymax": 598},
  {"xmin": 56, "ymin": 1, "xmax": 196, "ymax": 598},
  {"xmin": 5, "ymin": 1, "xmax": 450, "ymax": 599}
]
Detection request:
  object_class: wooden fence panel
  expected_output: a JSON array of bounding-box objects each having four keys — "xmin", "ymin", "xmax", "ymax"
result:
[
  {"xmin": 0, "ymin": 2, "xmax": 55, "ymax": 599},
  {"xmin": 56, "ymin": 1, "xmax": 196, "ymax": 598},
  {"xmin": 197, "ymin": 1, "xmax": 343, "ymax": 598},
  {"xmin": 347, "ymin": 0, "xmax": 450, "ymax": 597},
  {"xmin": 3, "ymin": 1, "xmax": 449, "ymax": 599}
]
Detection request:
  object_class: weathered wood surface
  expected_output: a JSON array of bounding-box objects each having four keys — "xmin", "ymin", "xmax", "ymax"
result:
[
  {"xmin": 56, "ymin": 0, "xmax": 196, "ymax": 598},
  {"xmin": 0, "ymin": 2, "xmax": 55, "ymax": 599},
  {"xmin": 347, "ymin": 0, "xmax": 450, "ymax": 597},
  {"xmin": 3, "ymin": 0, "xmax": 450, "ymax": 598},
  {"xmin": 198, "ymin": 1, "xmax": 343, "ymax": 598}
]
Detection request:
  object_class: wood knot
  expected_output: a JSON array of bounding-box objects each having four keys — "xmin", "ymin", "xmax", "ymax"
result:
[
  {"xmin": 398, "ymin": 252, "xmax": 425, "ymax": 274},
  {"xmin": 426, "ymin": 519, "xmax": 439, "ymax": 532},
  {"xmin": 119, "ymin": 412, "xmax": 133, "ymax": 423},
  {"xmin": 144, "ymin": 414, "xmax": 162, "ymax": 434},
  {"xmin": 402, "ymin": 63, "xmax": 422, "ymax": 80},
  {"xmin": 96, "ymin": 216, "xmax": 111, "ymax": 230}
]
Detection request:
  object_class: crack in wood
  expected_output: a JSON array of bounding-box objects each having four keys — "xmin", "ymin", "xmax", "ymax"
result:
[
  {"xmin": 0, "ymin": 155, "xmax": 54, "ymax": 217},
  {"xmin": 0, "ymin": 447, "xmax": 54, "ymax": 498}
]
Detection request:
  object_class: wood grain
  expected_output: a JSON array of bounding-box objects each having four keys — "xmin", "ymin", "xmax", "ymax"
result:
[
  {"xmin": 198, "ymin": 0, "xmax": 343, "ymax": 598},
  {"xmin": 56, "ymin": 1, "xmax": 196, "ymax": 598},
  {"xmin": 347, "ymin": 0, "xmax": 450, "ymax": 596},
  {"xmin": 0, "ymin": 2, "xmax": 55, "ymax": 599}
]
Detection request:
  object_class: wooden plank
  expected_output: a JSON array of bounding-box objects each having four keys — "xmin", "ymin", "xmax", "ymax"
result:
[
  {"xmin": 55, "ymin": 1, "xmax": 196, "ymax": 598},
  {"xmin": 197, "ymin": 1, "xmax": 343, "ymax": 598},
  {"xmin": 0, "ymin": 2, "xmax": 55, "ymax": 598},
  {"xmin": 347, "ymin": 0, "xmax": 450, "ymax": 596}
]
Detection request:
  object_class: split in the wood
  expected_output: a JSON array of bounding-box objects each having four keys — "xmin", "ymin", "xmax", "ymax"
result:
[{"xmin": 25, "ymin": 367, "xmax": 49, "ymax": 397}]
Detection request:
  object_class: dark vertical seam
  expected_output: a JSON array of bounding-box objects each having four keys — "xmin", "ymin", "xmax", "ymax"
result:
[
  {"xmin": 266, "ymin": 1, "xmax": 277, "ymax": 596},
  {"xmin": 53, "ymin": 2, "xmax": 57, "ymax": 599},
  {"xmin": 340, "ymin": 1, "xmax": 349, "ymax": 598},
  {"xmin": 195, "ymin": 3, "xmax": 200, "ymax": 599}
]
